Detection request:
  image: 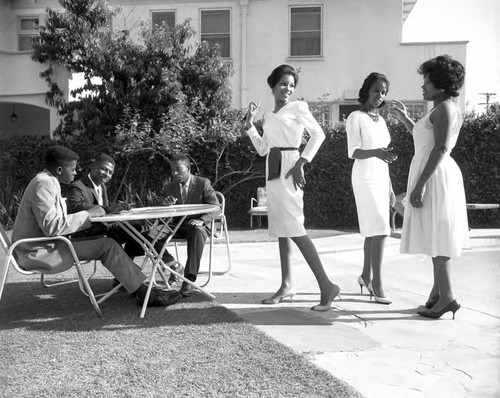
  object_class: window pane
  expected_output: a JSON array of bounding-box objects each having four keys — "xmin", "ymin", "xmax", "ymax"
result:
[
  {"xmin": 18, "ymin": 35, "xmax": 36, "ymax": 51},
  {"xmin": 201, "ymin": 35, "xmax": 230, "ymax": 57},
  {"xmin": 20, "ymin": 18, "xmax": 39, "ymax": 31},
  {"xmin": 152, "ymin": 12, "xmax": 175, "ymax": 29},
  {"xmin": 291, "ymin": 7, "xmax": 321, "ymax": 31},
  {"xmin": 339, "ymin": 105, "xmax": 360, "ymax": 121},
  {"xmin": 201, "ymin": 10, "xmax": 230, "ymax": 33},
  {"xmin": 290, "ymin": 32, "xmax": 321, "ymax": 56}
]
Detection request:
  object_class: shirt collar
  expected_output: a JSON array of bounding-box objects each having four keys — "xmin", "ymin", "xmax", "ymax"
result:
[
  {"xmin": 180, "ymin": 175, "xmax": 191, "ymax": 188},
  {"xmin": 88, "ymin": 174, "xmax": 101, "ymax": 192}
]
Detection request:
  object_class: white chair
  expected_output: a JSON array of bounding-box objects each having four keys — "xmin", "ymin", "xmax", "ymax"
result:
[
  {"xmin": 172, "ymin": 191, "xmax": 232, "ymax": 286},
  {"xmin": 0, "ymin": 224, "xmax": 103, "ymax": 317},
  {"xmin": 249, "ymin": 186, "xmax": 268, "ymax": 228}
]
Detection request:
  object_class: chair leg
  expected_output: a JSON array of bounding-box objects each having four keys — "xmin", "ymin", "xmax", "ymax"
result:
[
  {"xmin": 74, "ymin": 262, "xmax": 102, "ymax": 317},
  {"xmin": 41, "ymin": 260, "xmax": 98, "ymax": 288},
  {"xmin": 0, "ymin": 261, "xmax": 11, "ymax": 302}
]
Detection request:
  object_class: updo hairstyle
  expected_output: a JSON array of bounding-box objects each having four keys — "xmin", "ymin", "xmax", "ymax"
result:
[
  {"xmin": 267, "ymin": 64, "xmax": 299, "ymax": 89},
  {"xmin": 418, "ymin": 54, "xmax": 465, "ymax": 97}
]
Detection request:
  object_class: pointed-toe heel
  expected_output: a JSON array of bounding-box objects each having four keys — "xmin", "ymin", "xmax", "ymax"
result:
[
  {"xmin": 368, "ymin": 282, "xmax": 392, "ymax": 305},
  {"xmin": 424, "ymin": 294, "xmax": 440, "ymax": 309},
  {"xmin": 418, "ymin": 300, "xmax": 460, "ymax": 319},
  {"xmin": 311, "ymin": 284, "xmax": 341, "ymax": 312},
  {"xmin": 261, "ymin": 288, "xmax": 296, "ymax": 305},
  {"xmin": 357, "ymin": 276, "xmax": 370, "ymax": 294}
]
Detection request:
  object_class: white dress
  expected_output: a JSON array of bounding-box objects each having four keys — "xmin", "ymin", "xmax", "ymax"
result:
[
  {"xmin": 346, "ymin": 111, "xmax": 392, "ymax": 237},
  {"xmin": 400, "ymin": 104, "xmax": 469, "ymax": 257},
  {"xmin": 247, "ymin": 101, "xmax": 325, "ymax": 237}
]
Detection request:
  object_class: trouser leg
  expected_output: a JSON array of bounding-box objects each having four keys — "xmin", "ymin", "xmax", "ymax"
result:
[
  {"xmin": 72, "ymin": 237, "xmax": 146, "ymax": 293},
  {"xmin": 183, "ymin": 225, "xmax": 209, "ymax": 281}
]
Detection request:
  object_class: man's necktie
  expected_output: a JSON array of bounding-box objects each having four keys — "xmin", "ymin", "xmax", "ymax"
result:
[{"xmin": 181, "ymin": 184, "xmax": 188, "ymax": 204}]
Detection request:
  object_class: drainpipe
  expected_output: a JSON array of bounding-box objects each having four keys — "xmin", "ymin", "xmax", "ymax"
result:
[{"xmin": 240, "ymin": 0, "xmax": 249, "ymax": 108}]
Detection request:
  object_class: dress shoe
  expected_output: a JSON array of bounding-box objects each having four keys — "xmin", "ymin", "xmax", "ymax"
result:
[
  {"xmin": 135, "ymin": 286, "xmax": 182, "ymax": 307},
  {"xmin": 261, "ymin": 287, "xmax": 296, "ymax": 305},
  {"xmin": 357, "ymin": 276, "xmax": 370, "ymax": 294},
  {"xmin": 368, "ymin": 282, "xmax": 392, "ymax": 305},
  {"xmin": 418, "ymin": 299, "xmax": 460, "ymax": 319},
  {"xmin": 166, "ymin": 261, "xmax": 184, "ymax": 285},
  {"xmin": 180, "ymin": 282, "xmax": 195, "ymax": 297},
  {"xmin": 424, "ymin": 294, "xmax": 440, "ymax": 309},
  {"xmin": 311, "ymin": 283, "xmax": 341, "ymax": 312}
]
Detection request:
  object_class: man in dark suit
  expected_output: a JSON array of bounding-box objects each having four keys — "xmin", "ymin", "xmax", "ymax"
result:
[
  {"xmin": 12, "ymin": 146, "xmax": 181, "ymax": 307},
  {"xmin": 160, "ymin": 153, "xmax": 220, "ymax": 296},
  {"xmin": 67, "ymin": 154, "xmax": 142, "ymax": 258}
]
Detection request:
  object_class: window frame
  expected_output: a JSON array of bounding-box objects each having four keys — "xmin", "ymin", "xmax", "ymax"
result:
[
  {"xmin": 151, "ymin": 10, "xmax": 176, "ymax": 31},
  {"xmin": 17, "ymin": 16, "xmax": 41, "ymax": 52},
  {"xmin": 289, "ymin": 5, "xmax": 323, "ymax": 58},
  {"xmin": 199, "ymin": 8, "xmax": 231, "ymax": 59}
]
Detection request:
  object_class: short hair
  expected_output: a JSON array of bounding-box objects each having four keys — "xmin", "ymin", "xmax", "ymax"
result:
[
  {"xmin": 267, "ymin": 64, "xmax": 299, "ymax": 89},
  {"xmin": 170, "ymin": 153, "xmax": 191, "ymax": 170},
  {"xmin": 93, "ymin": 154, "xmax": 115, "ymax": 167},
  {"xmin": 44, "ymin": 145, "xmax": 79, "ymax": 169},
  {"xmin": 358, "ymin": 72, "xmax": 390, "ymax": 107},
  {"xmin": 418, "ymin": 54, "xmax": 465, "ymax": 97}
]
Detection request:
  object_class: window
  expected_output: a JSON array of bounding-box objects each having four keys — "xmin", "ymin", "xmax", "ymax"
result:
[
  {"xmin": 18, "ymin": 17, "xmax": 40, "ymax": 51},
  {"xmin": 290, "ymin": 6, "xmax": 322, "ymax": 57},
  {"xmin": 338, "ymin": 104, "xmax": 360, "ymax": 121},
  {"xmin": 152, "ymin": 11, "xmax": 176, "ymax": 30},
  {"xmin": 402, "ymin": 102, "xmax": 426, "ymax": 119},
  {"xmin": 201, "ymin": 9, "xmax": 230, "ymax": 58}
]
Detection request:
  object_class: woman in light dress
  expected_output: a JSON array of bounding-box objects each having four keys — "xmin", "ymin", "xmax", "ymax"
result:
[
  {"xmin": 392, "ymin": 55, "xmax": 469, "ymax": 319},
  {"xmin": 244, "ymin": 64, "xmax": 340, "ymax": 311},
  {"xmin": 346, "ymin": 72, "xmax": 397, "ymax": 305}
]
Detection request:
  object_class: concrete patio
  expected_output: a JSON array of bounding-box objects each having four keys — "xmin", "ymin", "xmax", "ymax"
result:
[{"xmin": 204, "ymin": 228, "xmax": 500, "ymax": 398}]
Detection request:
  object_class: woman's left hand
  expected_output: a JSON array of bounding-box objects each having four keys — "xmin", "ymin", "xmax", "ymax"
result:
[
  {"xmin": 389, "ymin": 189, "xmax": 396, "ymax": 208},
  {"xmin": 409, "ymin": 185, "xmax": 425, "ymax": 208},
  {"xmin": 285, "ymin": 159, "xmax": 307, "ymax": 190}
]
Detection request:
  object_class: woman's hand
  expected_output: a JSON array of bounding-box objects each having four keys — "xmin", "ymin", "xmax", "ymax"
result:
[
  {"xmin": 376, "ymin": 147, "xmax": 398, "ymax": 163},
  {"xmin": 409, "ymin": 184, "xmax": 425, "ymax": 208},
  {"xmin": 390, "ymin": 99, "xmax": 410, "ymax": 121},
  {"xmin": 285, "ymin": 158, "xmax": 308, "ymax": 190},
  {"xmin": 389, "ymin": 189, "xmax": 396, "ymax": 208},
  {"xmin": 243, "ymin": 101, "xmax": 261, "ymax": 131}
]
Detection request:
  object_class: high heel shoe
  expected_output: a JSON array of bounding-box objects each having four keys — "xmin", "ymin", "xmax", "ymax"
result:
[
  {"xmin": 368, "ymin": 282, "xmax": 392, "ymax": 305},
  {"xmin": 311, "ymin": 284, "xmax": 341, "ymax": 312},
  {"xmin": 357, "ymin": 276, "xmax": 370, "ymax": 294},
  {"xmin": 424, "ymin": 294, "xmax": 440, "ymax": 309},
  {"xmin": 261, "ymin": 287, "xmax": 296, "ymax": 305},
  {"xmin": 418, "ymin": 299, "xmax": 460, "ymax": 319}
]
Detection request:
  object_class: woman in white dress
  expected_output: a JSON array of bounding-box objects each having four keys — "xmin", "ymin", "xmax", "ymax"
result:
[
  {"xmin": 244, "ymin": 64, "xmax": 340, "ymax": 311},
  {"xmin": 392, "ymin": 55, "xmax": 468, "ymax": 319},
  {"xmin": 346, "ymin": 73, "xmax": 397, "ymax": 304}
]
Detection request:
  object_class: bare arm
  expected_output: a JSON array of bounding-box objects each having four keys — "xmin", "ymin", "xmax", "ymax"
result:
[
  {"xmin": 351, "ymin": 148, "xmax": 397, "ymax": 163},
  {"xmin": 391, "ymin": 99, "xmax": 415, "ymax": 134}
]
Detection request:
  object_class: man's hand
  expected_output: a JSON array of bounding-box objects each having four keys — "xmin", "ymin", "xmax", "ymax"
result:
[
  {"xmin": 187, "ymin": 219, "xmax": 204, "ymax": 227},
  {"xmin": 105, "ymin": 202, "xmax": 129, "ymax": 214},
  {"xmin": 86, "ymin": 205, "xmax": 106, "ymax": 218},
  {"xmin": 162, "ymin": 195, "xmax": 177, "ymax": 206}
]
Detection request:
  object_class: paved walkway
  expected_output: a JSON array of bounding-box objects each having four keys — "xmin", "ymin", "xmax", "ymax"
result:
[{"xmin": 201, "ymin": 229, "xmax": 500, "ymax": 398}]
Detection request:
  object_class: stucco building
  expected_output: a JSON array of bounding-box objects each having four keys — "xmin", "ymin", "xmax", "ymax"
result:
[{"xmin": 0, "ymin": 0, "xmax": 467, "ymax": 138}]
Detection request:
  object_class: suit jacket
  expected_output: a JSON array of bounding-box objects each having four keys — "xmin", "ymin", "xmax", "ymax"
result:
[
  {"xmin": 163, "ymin": 175, "xmax": 220, "ymax": 226},
  {"xmin": 67, "ymin": 174, "xmax": 109, "ymax": 213},
  {"xmin": 12, "ymin": 170, "xmax": 91, "ymax": 273}
]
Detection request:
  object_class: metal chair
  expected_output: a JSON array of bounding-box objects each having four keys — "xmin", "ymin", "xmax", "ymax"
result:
[
  {"xmin": 0, "ymin": 224, "xmax": 103, "ymax": 317},
  {"xmin": 249, "ymin": 187, "xmax": 267, "ymax": 228},
  {"xmin": 172, "ymin": 191, "xmax": 232, "ymax": 286}
]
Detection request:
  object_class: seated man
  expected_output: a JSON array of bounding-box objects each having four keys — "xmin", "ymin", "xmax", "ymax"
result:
[
  {"xmin": 67, "ymin": 154, "xmax": 184, "ymax": 282},
  {"xmin": 158, "ymin": 153, "xmax": 220, "ymax": 296},
  {"xmin": 11, "ymin": 145, "xmax": 181, "ymax": 308}
]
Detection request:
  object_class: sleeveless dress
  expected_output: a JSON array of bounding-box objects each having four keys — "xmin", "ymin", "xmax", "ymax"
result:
[
  {"xmin": 246, "ymin": 101, "xmax": 325, "ymax": 237},
  {"xmin": 400, "ymin": 104, "xmax": 469, "ymax": 257},
  {"xmin": 346, "ymin": 111, "xmax": 392, "ymax": 237}
]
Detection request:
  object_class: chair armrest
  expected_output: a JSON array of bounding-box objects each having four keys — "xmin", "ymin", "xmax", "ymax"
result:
[
  {"xmin": 251, "ymin": 197, "xmax": 257, "ymax": 207},
  {"xmin": 9, "ymin": 235, "xmax": 81, "ymax": 265}
]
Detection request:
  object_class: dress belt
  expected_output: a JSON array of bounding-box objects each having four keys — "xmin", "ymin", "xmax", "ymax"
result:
[{"xmin": 268, "ymin": 147, "xmax": 299, "ymax": 181}]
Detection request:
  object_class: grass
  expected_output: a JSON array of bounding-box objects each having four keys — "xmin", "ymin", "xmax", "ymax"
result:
[{"xmin": 0, "ymin": 259, "xmax": 363, "ymax": 398}]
